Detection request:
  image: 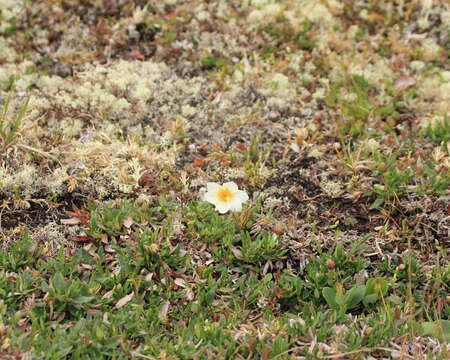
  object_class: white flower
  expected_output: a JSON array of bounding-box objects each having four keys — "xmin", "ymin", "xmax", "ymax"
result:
[{"xmin": 203, "ymin": 182, "xmax": 249, "ymax": 214}]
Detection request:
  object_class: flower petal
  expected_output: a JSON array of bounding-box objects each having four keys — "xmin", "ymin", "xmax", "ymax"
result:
[
  {"xmin": 215, "ymin": 203, "xmax": 230, "ymax": 214},
  {"xmin": 203, "ymin": 191, "xmax": 219, "ymax": 204},
  {"xmin": 228, "ymin": 199, "xmax": 243, "ymax": 212},
  {"xmin": 206, "ymin": 182, "xmax": 221, "ymax": 192},
  {"xmin": 236, "ymin": 190, "xmax": 249, "ymax": 203},
  {"xmin": 202, "ymin": 182, "xmax": 248, "ymax": 213},
  {"xmin": 223, "ymin": 182, "xmax": 238, "ymax": 192}
]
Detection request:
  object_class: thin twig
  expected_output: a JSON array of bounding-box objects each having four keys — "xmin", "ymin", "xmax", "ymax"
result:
[
  {"xmin": 318, "ymin": 347, "xmax": 413, "ymax": 359},
  {"xmin": 17, "ymin": 143, "xmax": 61, "ymax": 165},
  {"xmin": 129, "ymin": 352, "xmax": 155, "ymax": 360}
]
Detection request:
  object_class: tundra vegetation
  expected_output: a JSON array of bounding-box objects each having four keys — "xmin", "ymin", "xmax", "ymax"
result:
[{"xmin": 0, "ymin": 0, "xmax": 449, "ymax": 359}]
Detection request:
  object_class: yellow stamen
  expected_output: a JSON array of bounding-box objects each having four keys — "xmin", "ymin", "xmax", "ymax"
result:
[{"xmin": 217, "ymin": 188, "xmax": 233, "ymax": 202}]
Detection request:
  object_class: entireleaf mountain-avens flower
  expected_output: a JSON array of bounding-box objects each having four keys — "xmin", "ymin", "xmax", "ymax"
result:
[{"xmin": 203, "ymin": 182, "xmax": 249, "ymax": 214}]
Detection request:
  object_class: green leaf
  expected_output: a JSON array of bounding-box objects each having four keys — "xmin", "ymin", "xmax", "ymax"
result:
[
  {"xmin": 72, "ymin": 295, "xmax": 96, "ymax": 305},
  {"xmin": 363, "ymin": 278, "xmax": 388, "ymax": 305},
  {"xmin": 334, "ymin": 283, "xmax": 346, "ymax": 308},
  {"xmin": 422, "ymin": 320, "xmax": 450, "ymax": 342},
  {"xmin": 322, "ymin": 287, "xmax": 337, "ymax": 309},
  {"xmin": 363, "ymin": 293, "xmax": 379, "ymax": 305},
  {"xmin": 345, "ymin": 285, "xmax": 365, "ymax": 309},
  {"xmin": 370, "ymin": 196, "xmax": 385, "ymax": 209},
  {"xmin": 373, "ymin": 278, "xmax": 388, "ymax": 295},
  {"xmin": 365, "ymin": 278, "xmax": 376, "ymax": 294},
  {"xmin": 52, "ymin": 272, "xmax": 68, "ymax": 293}
]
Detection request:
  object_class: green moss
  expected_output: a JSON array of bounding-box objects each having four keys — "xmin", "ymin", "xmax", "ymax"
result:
[
  {"xmin": 326, "ymin": 75, "xmax": 374, "ymax": 138},
  {"xmin": 200, "ymin": 55, "xmax": 228, "ymax": 70},
  {"xmin": 425, "ymin": 115, "xmax": 450, "ymax": 143}
]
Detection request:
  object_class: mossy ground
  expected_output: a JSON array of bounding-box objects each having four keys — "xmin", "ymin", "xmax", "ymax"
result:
[{"xmin": 0, "ymin": 1, "xmax": 449, "ymax": 359}]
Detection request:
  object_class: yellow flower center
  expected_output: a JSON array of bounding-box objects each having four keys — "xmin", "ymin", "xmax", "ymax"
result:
[{"xmin": 217, "ymin": 187, "xmax": 233, "ymax": 202}]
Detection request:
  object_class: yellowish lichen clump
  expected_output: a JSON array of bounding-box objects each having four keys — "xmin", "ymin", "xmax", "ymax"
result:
[
  {"xmin": 416, "ymin": 71, "xmax": 450, "ymax": 114},
  {"xmin": 0, "ymin": 0, "xmax": 21, "ymax": 31},
  {"xmin": 246, "ymin": 0, "xmax": 338, "ymax": 27},
  {"xmin": 260, "ymin": 73, "xmax": 296, "ymax": 109},
  {"xmin": 1, "ymin": 60, "xmax": 208, "ymax": 196}
]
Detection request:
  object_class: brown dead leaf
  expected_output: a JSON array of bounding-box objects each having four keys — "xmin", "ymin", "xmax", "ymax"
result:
[
  {"xmin": 92, "ymin": 17, "xmax": 113, "ymax": 45},
  {"xmin": 158, "ymin": 300, "xmax": 170, "ymax": 323},
  {"xmin": 114, "ymin": 292, "xmax": 134, "ymax": 310},
  {"xmin": 61, "ymin": 218, "xmax": 81, "ymax": 225},
  {"xmin": 174, "ymin": 278, "xmax": 186, "ymax": 288},
  {"xmin": 101, "ymin": 233, "xmax": 109, "ymax": 244},
  {"xmin": 138, "ymin": 172, "xmax": 160, "ymax": 194},
  {"xmin": 55, "ymin": 312, "xmax": 65, "ymax": 322},
  {"xmin": 86, "ymin": 309, "xmax": 102, "ymax": 317},
  {"xmin": 102, "ymin": 290, "xmax": 114, "ymax": 300},
  {"xmin": 123, "ymin": 216, "xmax": 134, "ymax": 228},
  {"xmin": 67, "ymin": 177, "xmax": 78, "ymax": 192},
  {"xmin": 230, "ymin": 246, "xmax": 243, "ymax": 259}
]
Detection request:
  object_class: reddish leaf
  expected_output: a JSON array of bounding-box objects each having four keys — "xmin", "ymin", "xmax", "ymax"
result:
[
  {"xmin": 395, "ymin": 76, "xmax": 416, "ymax": 91},
  {"xmin": 165, "ymin": 12, "xmax": 175, "ymax": 19},
  {"xmin": 68, "ymin": 236, "xmax": 95, "ymax": 243},
  {"xmin": 65, "ymin": 203, "xmax": 90, "ymax": 226},
  {"xmin": 261, "ymin": 345, "xmax": 271, "ymax": 360},
  {"xmin": 194, "ymin": 158, "xmax": 206, "ymax": 167},
  {"xmin": 18, "ymin": 319, "xmax": 29, "ymax": 333},
  {"xmin": 130, "ymin": 50, "xmax": 145, "ymax": 60}
]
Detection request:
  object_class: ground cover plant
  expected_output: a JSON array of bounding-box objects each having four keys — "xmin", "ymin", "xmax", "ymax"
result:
[{"xmin": 0, "ymin": 0, "xmax": 449, "ymax": 359}]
